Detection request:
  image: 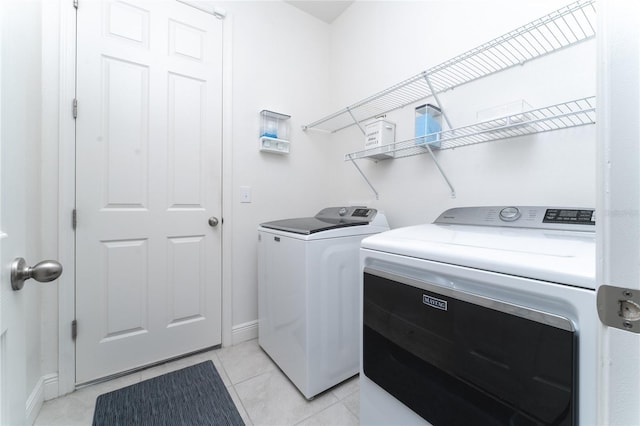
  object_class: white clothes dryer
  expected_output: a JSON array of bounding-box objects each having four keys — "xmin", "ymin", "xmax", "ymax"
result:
[
  {"xmin": 359, "ymin": 206, "xmax": 596, "ymax": 425},
  {"xmin": 258, "ymin": 206, "xmax": 389, "ymax": 399}
]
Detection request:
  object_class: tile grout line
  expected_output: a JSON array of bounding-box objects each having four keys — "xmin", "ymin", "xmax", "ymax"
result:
[{"xmin": 213, "ymin": 348, "xmax": 259, "ymax": 426}]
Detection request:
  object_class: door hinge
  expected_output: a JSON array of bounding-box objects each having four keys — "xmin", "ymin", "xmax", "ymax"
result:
[
  {"xmin": 72, "ymin": 209, "xmax": 77, "ymax": 230},
  {"xmin": 71, "ymin": 320, "xmax": 78, "ymax": 340},
  {"xmin": 597, "ymin": 285, "xmax": 640, "ymax": 333},
  {"xmin": 72, "ymin": 98, "xmax": 78, "ymax": 119},
  {"xmin": 73, "ymin": 0, "xmax": 78, "ymax": 9}
]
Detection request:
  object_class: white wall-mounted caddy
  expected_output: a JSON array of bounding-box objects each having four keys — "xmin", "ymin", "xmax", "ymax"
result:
[{"xmin": 260, "ymin": 110, "xmax": 291, "ymax": 155}]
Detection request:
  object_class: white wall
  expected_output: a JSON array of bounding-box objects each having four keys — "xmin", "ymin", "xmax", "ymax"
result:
[
  {"xmin": 215, "ymin": 2, "xmax": 338, "ymax": 329},
  {"xmin": 328, "ymin": 1, "xmax": 597, "ymax": 227}
]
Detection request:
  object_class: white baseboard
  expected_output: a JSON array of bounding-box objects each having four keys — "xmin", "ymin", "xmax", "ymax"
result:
[
  {"xmin": 26, "ymin": 373, "xmax": 59, "ymax": 425},
  {"xmin": 43, "ymin": 373, "xmax": 60, "ymax": 400},
  {"xmin": 231, "ymin": 320, "xmax": 258, "ymax": 345},
  {"xmin": 26, "ymin": 378, "xmax": 44, "ymax": 425}
]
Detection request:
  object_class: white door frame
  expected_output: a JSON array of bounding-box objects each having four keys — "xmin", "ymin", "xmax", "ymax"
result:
[
  {"xmin": 55, "ymin": 0, "xmax": 234, "ymax": 396},
  {"xmin": 56, "ymin": 0, "xmax": 77, "ymax": 397},
  {"xmin": 596, "ymin": 0, "xmax": 640, "ymax": 423}
]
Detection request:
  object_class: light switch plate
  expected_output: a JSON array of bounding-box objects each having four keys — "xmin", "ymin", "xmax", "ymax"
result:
[{"xmin": 240, "ymin": 186, "xmax": 251, "ymax": 203}]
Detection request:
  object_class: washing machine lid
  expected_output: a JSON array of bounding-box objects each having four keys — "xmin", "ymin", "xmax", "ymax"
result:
[
  {"xmin": 362, "ymin": 206, "xmax": 596, "ymax": 289},
  {"xmin": 260, "ymin": 217, "xmax": 369, "ymax": 235},
  {"xmin": 260, "ymin": 207, "xmax": 378, "ymax": 235}
]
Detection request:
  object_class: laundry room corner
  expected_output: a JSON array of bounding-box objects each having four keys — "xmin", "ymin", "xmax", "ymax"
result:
[
  {"xmin": 216, "ymin": 1, "xmax": 342, "ymax": 344},
  {"xmin": 223, "ymin": 0, "xmax": 599, "ymax": 345}
]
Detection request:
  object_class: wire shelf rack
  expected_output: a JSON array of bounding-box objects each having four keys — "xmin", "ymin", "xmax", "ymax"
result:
[
  {"xmin": 304, "ymin": 0, "xmax": 596, "ymax": 134},
  {"xmin": 345, "ymin": 96, "xmax": 596, "ymax": 161}
]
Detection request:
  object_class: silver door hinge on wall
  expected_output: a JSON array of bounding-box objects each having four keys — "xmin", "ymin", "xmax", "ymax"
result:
[
  {"xmin": 72, "ymin": 209, "xmax": 77, "ymax": 230},
  {"xmin": 597, "ymin": 285, "xmax": 640, "ymax": 333},
  {"xmin": 72, "ymin": 98, "xmax": 78, "ymax": 119},
  {"xmin": 72, "ymin": 320, "xmax": 78, "ymax": 340}
]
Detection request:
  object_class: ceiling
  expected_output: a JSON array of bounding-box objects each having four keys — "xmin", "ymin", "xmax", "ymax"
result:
[{"xmin": 284, "ymin": 1, "xmax": 355, "ymax": 24}]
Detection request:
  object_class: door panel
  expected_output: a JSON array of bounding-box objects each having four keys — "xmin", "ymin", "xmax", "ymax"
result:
[
  {"xmin": 168, "ymin": 73, "xmax": 206, "ymax": 207},
  {"xmin": 102, "ymin": 57, "xmax": 149, "ymax": 208},
  {"xmin": 102, "ymin": 239, "xmax": 148, "ymax": 340},
  {"xmin": 76, "ymin": 0, "xmax": 222, "ymax": 384},
  {"xmin": 167, "ymin": 235, "xmax": 207, "ymax": 326}
]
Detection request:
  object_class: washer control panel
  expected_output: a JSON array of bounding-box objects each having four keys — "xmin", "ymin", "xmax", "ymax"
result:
[
  {"xmin": 435, "ymin": 206, "xmax": 595, "ymax": 231},
  {"xmin": 316, "ymin": 206, "xmax": 377, "ymax": 222},
  {"xmin": 352, "ymin": 208, "xmax": 374, "ymax": 218}
]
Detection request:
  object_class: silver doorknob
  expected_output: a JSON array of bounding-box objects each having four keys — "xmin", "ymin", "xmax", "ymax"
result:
[
  {"xmin": 11, "ymin": 258, "xmax": 63, "ymax": 291},
  {"xmin": 208, "ymin": 216, "xmax": 219, "ymax": 227}
]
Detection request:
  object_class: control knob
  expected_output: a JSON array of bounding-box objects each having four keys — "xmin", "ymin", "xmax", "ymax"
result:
[{"xmin": 499, "ymin": 207, "xmax": 521, "ymax": 222}]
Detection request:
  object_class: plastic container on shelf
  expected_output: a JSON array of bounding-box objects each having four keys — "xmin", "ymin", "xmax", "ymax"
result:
[
  {"xmin": 364, "ymin": 118, "xmax": 395, "ymax": 159},
  {"xmin": 365, "ymin": 118, "xmax": 396, "ymax": 149},
  {"xmin": 476, "ymin": 100, "xmax": 533, "ymax": 130},
  {"xmin": 415, "ymin": 104, "xmax": 442, "ymax": 148}
]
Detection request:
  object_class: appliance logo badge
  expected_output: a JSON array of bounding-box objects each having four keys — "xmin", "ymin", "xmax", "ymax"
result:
[{"xmin": 423, "ymin": 294, "xmax": 448, "ymax": 311}]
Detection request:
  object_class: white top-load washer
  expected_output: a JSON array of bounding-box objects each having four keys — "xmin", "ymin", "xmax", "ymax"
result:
[
  {"xmin": 258, "ymin": 206, "xmax": 389, "ymax": 399},
  {"xmin": 359, "ymin": 206, "xmax": 596, "ymax": 425}
]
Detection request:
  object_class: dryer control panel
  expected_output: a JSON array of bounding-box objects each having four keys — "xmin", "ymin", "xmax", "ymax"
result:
[
  {"xmin": 435, "ymin": 206, "xmax": 595, "ymax": 231},
  {"xmin": 543, "ymin": 208, "xmax": 595, "ymax": 225}
]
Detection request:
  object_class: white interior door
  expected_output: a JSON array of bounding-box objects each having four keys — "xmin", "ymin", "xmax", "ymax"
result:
[
  {"xmin": 75, "ymin": 0, "xmax": 223, "ymax": 384},
  {"xmin": 1, "ymin": 1, "xmax": 31, "ymax": 422},
  {"xmin": 0, "ymin": 121, "xmax": 26, "ymax": 425}
]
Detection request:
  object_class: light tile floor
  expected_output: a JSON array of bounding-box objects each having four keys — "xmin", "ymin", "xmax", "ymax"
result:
[{"xmin": 35, "ymin": 339, "xmax": 360, "ymax": 426}]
